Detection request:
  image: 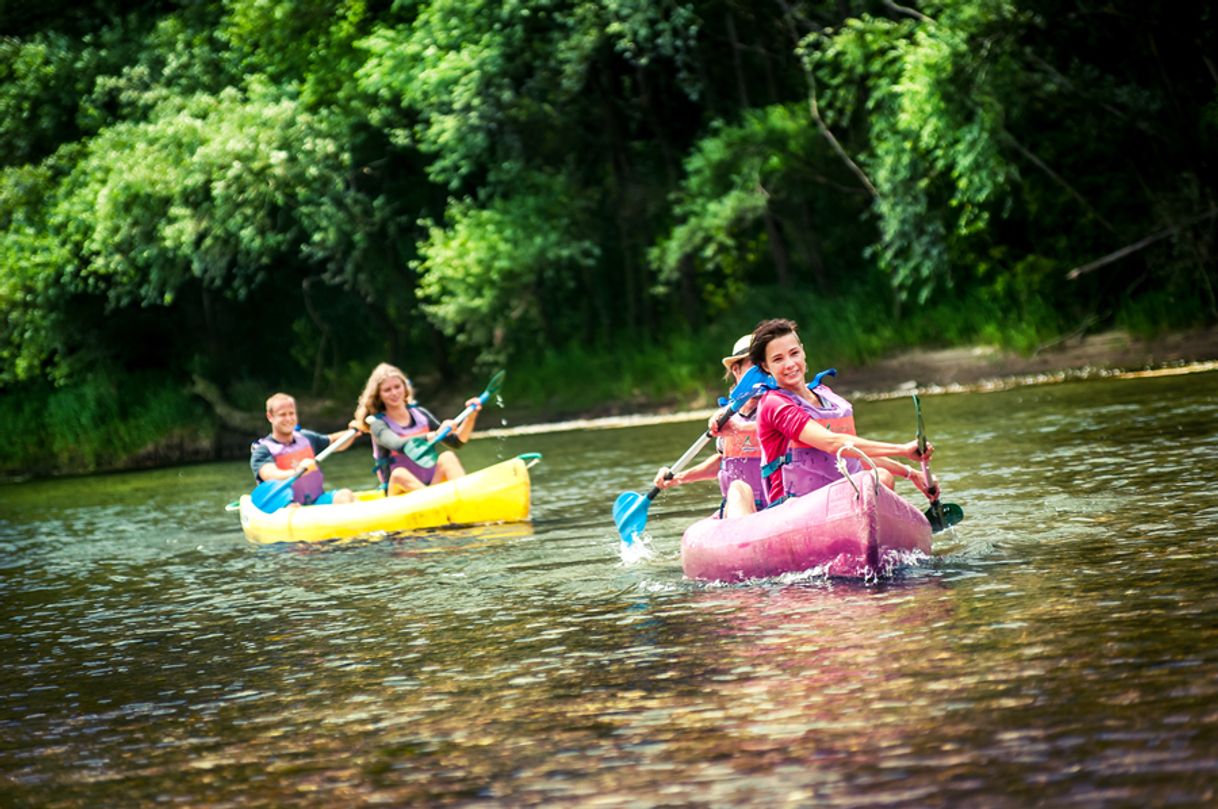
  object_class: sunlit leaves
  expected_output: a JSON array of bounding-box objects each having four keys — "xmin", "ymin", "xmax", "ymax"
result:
[
  {"xmin": 357, "ymin": 0, "xmax": 702, "ymax": 190},
  {"xmin": 357, "ymin": 0, "xmax": 533, "ymax": 189},
  {"xmin": 414, "ymin": 169, "xmax": 599, "ymax": 363},
  {"xmin": 48, "ymin": 85, "xmax": 365, "ymax": 313},
  {"xmin": 220, "ymin": 0, "xmax": 370, "ymax": 106}
]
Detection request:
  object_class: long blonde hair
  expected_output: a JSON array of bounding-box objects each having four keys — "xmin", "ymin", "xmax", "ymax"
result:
[{"xmin": 353, "ymin": 363, "xmax": 415, "ymax": 424}]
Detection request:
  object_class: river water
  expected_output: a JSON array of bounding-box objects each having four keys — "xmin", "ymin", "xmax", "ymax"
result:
[{"xmin": 3, "ymin": 370, "xmax": 1218, "ymax": 807}]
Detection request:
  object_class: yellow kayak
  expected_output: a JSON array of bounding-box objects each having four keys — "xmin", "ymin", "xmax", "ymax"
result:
[{"xmin": 239, "ymin": 455, "xmax": 536, "ymax": 544}]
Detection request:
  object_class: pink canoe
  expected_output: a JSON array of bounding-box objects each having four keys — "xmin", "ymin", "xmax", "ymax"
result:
[{"xmin": 681, "ymin": 471, "xmax": 932, "ymax": 581}]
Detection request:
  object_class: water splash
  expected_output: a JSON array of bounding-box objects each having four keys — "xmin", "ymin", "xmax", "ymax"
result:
[{"xmin": 618, "ymin": 533, "xmax": 655, "ymax": 565}]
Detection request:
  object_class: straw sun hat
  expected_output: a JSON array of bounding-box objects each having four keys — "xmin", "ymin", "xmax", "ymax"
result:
[{"xmin": 721, "ymin": 334, "xmax": 752, "ymax": 369}]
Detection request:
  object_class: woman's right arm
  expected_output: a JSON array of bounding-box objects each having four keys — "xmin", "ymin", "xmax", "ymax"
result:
[{"xmin": 796, "ymin": 419, "xmax": 931, "ymax": 464}]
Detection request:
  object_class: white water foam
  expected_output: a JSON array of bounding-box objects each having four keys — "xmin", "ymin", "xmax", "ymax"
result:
[{"xmin": 618, "ymin": 533, "xmax": 656, "ymax": 565}]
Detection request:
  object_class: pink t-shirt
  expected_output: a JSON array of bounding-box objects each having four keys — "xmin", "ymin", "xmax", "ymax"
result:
[{"xmin": 757, "ymin": 391, "xmax": 813, "ymax": 504}]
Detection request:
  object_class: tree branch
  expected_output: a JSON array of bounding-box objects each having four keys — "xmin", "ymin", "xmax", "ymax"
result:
[
  {"xmin": 1002, "ymin": 130, "xmax": 1117, "ymax": 234},
  {"xmin": 776, "ymin": 0, "xmax": 879, "ymax": 198},
  {"xmin": 882, "ymin": 0, "xmax": 932, "ymax": 23},
  {"xmin": 806, "ymin": 74, "xmax": 879, "ymax": 199},
  {"xmin": 1065, "ymin": 208, "xmax": 1218, "ymax": 280}
]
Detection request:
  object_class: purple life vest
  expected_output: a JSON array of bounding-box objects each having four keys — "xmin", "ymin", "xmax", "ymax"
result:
[
  {"xmin": 761, "ymin": 385, "xmax": 860, "ymax": 500},
  {"xmin": 716, "ymin": 411, "xmax": 766, "ymax": 506},
  {"xmin": 257, "ymin": 432, "xmax": 325, "ymax": 505},
  {"xmin": 372, "ymin": 408, "xmax": 437, "ymax": 487}
]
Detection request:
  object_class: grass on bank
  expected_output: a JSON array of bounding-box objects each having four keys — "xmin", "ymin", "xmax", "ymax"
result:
[
  {"xmin": 0, "ymin": 373, "xmax": 210, "ymax": 478},
  {"xmin": 502, "ymin": 283, "xmax": 1073, "ymax": 416},
  {"xmin": 2, "ymin": 280, "xmax": 1212, "ymax": 477}
]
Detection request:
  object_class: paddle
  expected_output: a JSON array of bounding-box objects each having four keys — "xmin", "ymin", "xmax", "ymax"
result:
[
  {"xmin": 393, "ymin": 370, "xmax": 506, "ymax": 469},
  {"xmin": 248, "ymin": 427, "xmax": 359, "ymax": 514},
  {"xmin": 912, "ymin": 393, "xmax": 964, "ymax": 532},
  {"xmin": 613, "ymin": 365, "xmax": 769, "ymax": 545}
]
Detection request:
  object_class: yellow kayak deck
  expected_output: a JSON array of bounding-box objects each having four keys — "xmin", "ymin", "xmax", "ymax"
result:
[{"xmin": 239, "ymin": 455, "xmax": 534, "ymax": 544}]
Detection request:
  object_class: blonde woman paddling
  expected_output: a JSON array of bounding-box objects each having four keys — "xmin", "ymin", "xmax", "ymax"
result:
[{"xmin": 353, "ymin": 363, "xmax": 482, "ymax": 495}]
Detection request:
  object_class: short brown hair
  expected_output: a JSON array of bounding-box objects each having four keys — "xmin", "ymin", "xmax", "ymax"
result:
[
  {"xmin": 265, "ymin": 392, "xmax": 295, "ymax": 414},
  {"xmin": 748, "ymin": 318, "xmax": 799, "ymax": 369}
]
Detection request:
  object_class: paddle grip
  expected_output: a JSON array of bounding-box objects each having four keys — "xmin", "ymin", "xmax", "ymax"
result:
[
  {"xmin": 919, "ymin": 457, "xmax": 947, "ymax": 525},
  {"xmin": 919, "ymin": 457, "xmax": 937, "ymax": 497},
  {"xmin": 630, "ymin": 384, "xmax": 760, "ymax": 516},
  {"xmin": 288, "ymin": 426, "xmax": 359, "ymax": 479},
  {"xmin": 247, "ymin": 427, "xmax": 358, "ymax": 513}
]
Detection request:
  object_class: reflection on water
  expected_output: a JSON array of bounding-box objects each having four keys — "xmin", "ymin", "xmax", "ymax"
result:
[{"xmin": 3, "ymin": 371, "xmax": 1218, "ymax": 806}]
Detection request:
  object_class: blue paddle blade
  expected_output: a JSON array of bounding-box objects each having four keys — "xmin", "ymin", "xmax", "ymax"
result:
[
  {"xmin": 250, "ymin": 478, "xmax": 294, "ymax": 513},
  {"xmin": 728, "ymin": 365, "xmax": 775, "ymax": 402},
  {"xmin": 613, "ymin": 491, "xmax": 651, "ymax": 544}
]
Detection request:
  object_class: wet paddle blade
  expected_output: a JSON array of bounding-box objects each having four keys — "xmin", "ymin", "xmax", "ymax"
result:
[
  {"xmin": 484, "ymin": 369, "xmax": 507, "ymax": 398},
  {"xmin": 613, "ymin": 491, "xmax": 651, "ymax": 544},
  {"xmin": 927, "ymin": 501, "xmax": 964, "ymax": 532},
  {"xmin": 250, "ymin": 478, "xmax": 294, "ymax": 513}
]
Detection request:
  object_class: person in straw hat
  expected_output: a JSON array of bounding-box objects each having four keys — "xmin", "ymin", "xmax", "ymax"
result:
[{"xmin": 652, "ymin": 334, "xmax": 767, "ymax": 514}]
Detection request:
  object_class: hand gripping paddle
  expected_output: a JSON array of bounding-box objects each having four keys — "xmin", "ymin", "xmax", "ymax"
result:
[
  {"xmin": 613, "ymin": 365, "xmax": 770, "ymax": 545},
  {"xmin": 913, "ymin": 393, "xmax": 964, "ymax": 532},
  {"xmin": 397, "ymin": 370, "xmax": 506, "ymax": 469}
]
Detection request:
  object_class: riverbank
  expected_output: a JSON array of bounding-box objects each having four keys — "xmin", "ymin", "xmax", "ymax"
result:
[
  {"xmin": 478, "ymin": 326, "xmax": 1218, "ymax": 436},
  {"xmin": 831, "ymin": 325, "xmax": 1218, "ymax": 398},
  {"xmin": 198, "ymin": 325, "xmax": 1218, "ymax": 442},
  {"xmin": 5, "ymin": 327, "xmax": 1217, "ymax": 481}
]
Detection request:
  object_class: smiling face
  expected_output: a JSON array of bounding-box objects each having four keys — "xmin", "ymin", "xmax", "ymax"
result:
[
  {"xmin": 377, "ymin": 375, "xmax": 409, "ymax": 411},
  {"xmin": 266, "ymin": 397, "xmax": 298, "ymax": 441},
  {"xmin": 762, "ymin": 333, "xmax": 808, "ymax": 391}
]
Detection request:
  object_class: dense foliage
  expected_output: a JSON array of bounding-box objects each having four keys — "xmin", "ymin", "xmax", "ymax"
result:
[{"xmin": 2, "ymin": 0, "xmax": 1216, "ymax": 473}]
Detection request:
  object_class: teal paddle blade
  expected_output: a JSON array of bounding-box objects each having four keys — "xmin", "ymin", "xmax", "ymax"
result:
[
  {"xmin": 401, "ymin": 437, "xmax": 440, "ymax": 468},
  {"xmin": 613, "ymin": 491, "xmax": 651, "ymax": 544},
  {"xmin": 728, "ymin": 365, "xmax": 772, "ymax": 401},
  {"xmin": 927, "ymin": 501, "xmax": 964, "ymax": 532}
]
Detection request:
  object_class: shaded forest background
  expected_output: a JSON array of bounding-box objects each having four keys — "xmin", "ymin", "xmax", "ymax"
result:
[{"xmin": 2, "ymin": 0, "xmax": 1216, "ymax": 476}]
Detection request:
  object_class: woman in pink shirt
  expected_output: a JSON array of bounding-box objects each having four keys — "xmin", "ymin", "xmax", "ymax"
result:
[{"xmin": 726, "ymin": 318, "xmax": 938, "ymax": 518}]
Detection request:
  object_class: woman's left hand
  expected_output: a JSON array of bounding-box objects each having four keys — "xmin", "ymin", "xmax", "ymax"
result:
[
  {"xmin": 465, "ymin": 397, "xmax": 482, "ymax": 411},
  {"xmin": 903, "ymin": 439, "xmax": 933, "ymax": 463}
]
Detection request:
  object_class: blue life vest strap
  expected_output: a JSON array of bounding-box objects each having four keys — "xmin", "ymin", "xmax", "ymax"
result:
[
  {"xmin": 761, "ymin": 452, "xmax": 791, "ymax": 479},
  {"xmin": 755, "ymin": 368, "xmax": 838, "ymax": 482},
  {"xmin": 810, "ymin": 368, "xmax": 837, "ymax": 388}
]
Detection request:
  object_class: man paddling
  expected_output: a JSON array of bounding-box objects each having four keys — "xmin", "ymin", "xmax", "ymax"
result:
[{"xmin": 250, "ymin": 393, "xmax": 359, "ymax": 506}]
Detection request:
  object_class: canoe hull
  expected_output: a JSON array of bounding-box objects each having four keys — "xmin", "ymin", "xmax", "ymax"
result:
[
  {"xmin": 680, "ymin": 471, "xmax": 931, "ymax": 581},
  {"xmin": 239, "ymin": 457, "xmax": 532, "ymax": 544}
]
